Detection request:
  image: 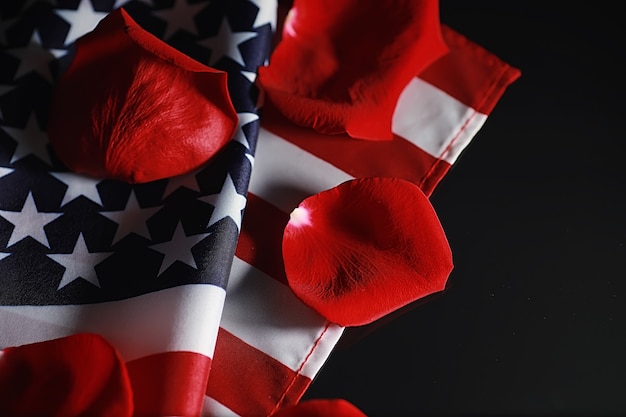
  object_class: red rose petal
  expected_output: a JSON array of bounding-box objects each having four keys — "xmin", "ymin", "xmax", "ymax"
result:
[
  {"xmin": 273, "ymin": 399, "xmax": 368, "ymax": 417},
  {"xmin": 0, "ymin": 333, "xmax": 133, "ymax": 417},
  {"xmin": 282, "ymin": 177, "xmax": 453, "ymax": 327},
  {"xmin": 258, "ymin": 0, "xmax": 448, "ymax": 140},
  {"xmin": 47, "ymin": 8, "xmax": 238, "ymax": 184}
]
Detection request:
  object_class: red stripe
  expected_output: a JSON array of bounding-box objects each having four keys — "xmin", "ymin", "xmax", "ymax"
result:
[
  {"xmin": 126, "ymin": 351, "xmax": 211, "ymax": 417},
  {"xmin": 260, "ymin": 102, "xmax": 443, "ymax": 195},
  {"xmin": 238, "ymin": 98, "xmax": 462, "ymax": 284},
  {"xmin": 236, "ymin": 125, "xmax": 450, "ymax": 285},
  {"xmin": 237, "ymin": 192, "xmax": 289, "ymax": 285},
  {"xmin": 207, "ymin": 328, "xmax": 311, "ymax": 417},
  {"xmin": 418, "ymin": 159, "xmax": 453, "ymax": 198},
  {"xmin": 420, "ymin": 26, "xmax": 521, "ymax": 114},
  {"xmin": 220, "ymin": 25, "xmax": 521, "ymax": 417}
]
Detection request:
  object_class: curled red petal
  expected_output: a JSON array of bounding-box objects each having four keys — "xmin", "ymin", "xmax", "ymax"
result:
[
  {"xmin": 273, "ymin": 399, "xmax": 368, "ymax": 417},
  {"xmin": 0, "ymin": 333, "xmax": 133, "ymax": 417},
  {"xmin": 282, "ymin": 177, "xmax": 453, "ymax": 327},
  {"xmin": 47, "ymin": 8, "xmax": 238, "ymax": 184},
  {"xmin": 258, "ymin": 0, "xmax": 448, "ymax": 140}
]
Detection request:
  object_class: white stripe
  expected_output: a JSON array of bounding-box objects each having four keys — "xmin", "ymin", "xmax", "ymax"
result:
[
  {"xmin": 221, "ymin": 257, "xmax": 344, "ymax": 378},
  {"xmin": 249, "ymin": 128, "xmax": 353, "ymax": 213},
  {"xmin": 202, "ymin": 396, "xmax": 240, "ymax": 417},
  {"xmin": 0, "ymin": 284, "xmax": 226, "ymax": 362},
  {"xmin": 392, "ymin": 78, "xmax": 488, "ymax": 164},
  {"xmin": 298, "ymin": 317, "xmax": 344, "ymax": 379},
  {"xmin": 444, "ymin": 108, "xmax": 488, "ymax": 164}
]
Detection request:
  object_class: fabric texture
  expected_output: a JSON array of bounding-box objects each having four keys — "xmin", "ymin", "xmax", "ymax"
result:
[
  {"xmin": 0, "ymin": 1, "xmax": 520, "ymax": 416},
  {"xmin": 0, "ymin": 0, "xmax": 273, "ymax": 415},
  {"xmin": 206, "ymin": 13, "xmax": 520, "ymax": 417}
]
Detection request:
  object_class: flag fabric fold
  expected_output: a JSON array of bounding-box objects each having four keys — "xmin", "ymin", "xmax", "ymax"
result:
[
  {"xmin": 0, "ymin": 0, "xmax": 273, "ymax": 415},
  {"xmin": 0, "ymin": 1, "xmax": 520, "ymax": 416},
  {"xmin": 203, "ymin": 7, "xmax": 520, "ymax": 417}
]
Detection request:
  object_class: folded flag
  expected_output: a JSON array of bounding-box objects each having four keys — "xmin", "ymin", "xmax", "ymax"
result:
[
  {"xmin": 203, "ymin": 12, "xmax": 520, "ymax": 417},
  {"xmin": 0, "ymin": 0, "xmax": 273, "ymax": 415},
  {"xmin": 0, "ymin": 1, "xmax": 520, "ymax": 416}
]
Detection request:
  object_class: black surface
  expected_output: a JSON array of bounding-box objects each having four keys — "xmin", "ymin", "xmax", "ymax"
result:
[{"xmin": 303, "ymin": 2, "xmax": 626, "ymax": 416}]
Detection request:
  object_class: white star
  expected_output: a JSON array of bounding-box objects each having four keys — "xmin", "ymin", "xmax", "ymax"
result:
[
  {"xmin": 153, "ymin": 0, "xmax": 209, "ymax": 40},
  {"xmin": 0, "ymin": 252, "xmax": 9, "ymax": 261},
  {"xmin": 49, "ymin": 172, "xmax": 103, "ymax": 207},
  {"xmin": 100, "ymin": 191, "xmax": 161, "ymax": 244},
  {"xmin": 0, "ymin": 192, "xmax": 63, "ymax": 247},
  {"xmin": 1, "ymin": 113, "xmax": 51, "ymax": 165},
  {"xmin": 6, "ymin": 30, "xmax": 65, "ymax": 83},
  {"xmin": 232, "ymin": 112, "xmax": 259, "ymax": 150},
  {"xmin": 198, "ymin": 173, "xmax": 247, "ymax": 231},
  {"xmin": 55, "ymin": 0, "xmax": 108, "ymax": 46},
  {"xmin": 240, "ymin": 70, "xmax": 257, "ymax": 83},
  {"xmin": 49, "ymin": 233, "xmax": 110, "ymax": 289},
  {"xmin": 113, "ymin": 0, "xmax": 153, "ymax": 9},
  {"xmin": 162, "ymin": 169, "xmax": 202, "ymax": 199},
  {"xmin": 249, "ymin": 0, "xmax": 277, "ymax": 30},
  {"xmin": 150, "ymin": 222, "xmax": 210, "ymax": 276},
  {"xmin": 32, "ymin": 28, "xmax": 67, "ymax": 58},
  {"xmin": 0, "ymin": 167, "xmax": 14, "ymax": 179},
  {"xmin": 199, "ymin": 18, "xmax": 257, "ymax": 67}
]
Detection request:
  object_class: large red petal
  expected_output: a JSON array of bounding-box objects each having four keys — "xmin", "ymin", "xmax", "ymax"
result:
[
  {"xmin": 47, "ymin": 8, "xmax": 238, "ymax": 184},
  {"xmin": 273, "ymin": 399, "xmax": 368, "ymax": 417},
  {"xmin": 282, "ymin": 177, "xmax": 453, "ymax": 327},
  {"xmin": 0, "ymin": 333, "xmax": 133, "ymax": 417},
  {"xmin": 258, "ymin": 0, "xmax": 448, "ymax": 140}
]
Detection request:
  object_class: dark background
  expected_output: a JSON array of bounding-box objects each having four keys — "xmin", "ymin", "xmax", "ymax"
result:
[{"xmin": 303, "ymin": 2, "xmax": 626, "ymax": 416}]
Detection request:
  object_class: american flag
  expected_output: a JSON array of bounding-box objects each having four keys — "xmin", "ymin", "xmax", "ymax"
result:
[{"xmin": 0, "ymin": 1, "xmax": 520, "ymax": 416}]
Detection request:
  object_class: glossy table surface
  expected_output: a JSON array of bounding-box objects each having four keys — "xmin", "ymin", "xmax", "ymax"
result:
[{"xmin": 304, "ymin": 2, "xmax": 626, "ymax": 416}]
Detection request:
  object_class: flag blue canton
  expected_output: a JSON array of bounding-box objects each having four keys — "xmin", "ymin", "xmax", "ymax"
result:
[{"xmin": 0, "ymin": 0, "xmax": 272, "ymax": 305}]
